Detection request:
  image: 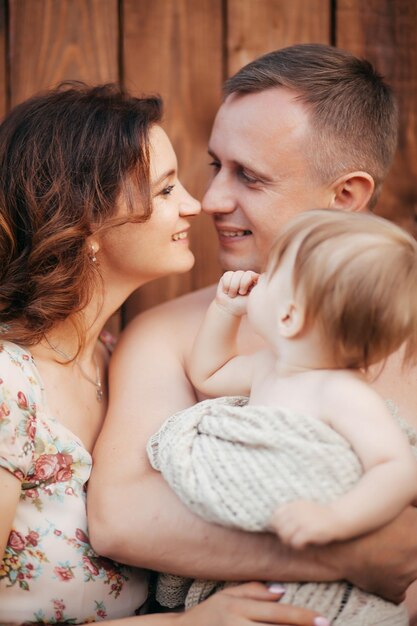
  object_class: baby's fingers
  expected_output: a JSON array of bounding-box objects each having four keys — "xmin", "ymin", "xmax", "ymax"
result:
[
  {"xmin": 220, "ymin": 271, "xmax": 235, "ymax": 293},
  {"xmin": 219, "ymin": 270, "xmax": 259, "ymax": 297},
  {"xmin": 238, "ymin": 271, "xmax": 259, "ymax": 295},
  {"xmin": 227, "ymin": 271, "xmax": 253, "ymax": 297}
]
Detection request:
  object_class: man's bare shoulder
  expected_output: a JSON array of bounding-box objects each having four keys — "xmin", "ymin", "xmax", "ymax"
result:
[
  {"xmin": 122, "ymin": 284, "xmax": 217, "ymax": 348},
  {"xmin": 369, "ymin": 347, "xmax": 417, "ymax": 430},
  {"xmin": 117, "ymin": 284, "xmax": 264, "ymax": 382}
]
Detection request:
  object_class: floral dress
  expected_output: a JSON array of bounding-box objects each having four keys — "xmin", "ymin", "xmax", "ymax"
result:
[{"xmin": 0, "ymin": 341, "xmax": 148, "ymax": 625}]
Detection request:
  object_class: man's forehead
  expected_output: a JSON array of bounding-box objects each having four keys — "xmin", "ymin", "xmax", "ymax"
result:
[
  {"xmin": 209, "ymin": 88, "xmax": 312, "ymax": 175},
  {"xmin": 221, "ymin": 88, "xmax": 308, "ymax": 123}
]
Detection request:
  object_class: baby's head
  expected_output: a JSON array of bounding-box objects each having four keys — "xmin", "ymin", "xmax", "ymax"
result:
[{"xmin": 262, "ymin": 209, "xmax": 417, "ymax": 370}]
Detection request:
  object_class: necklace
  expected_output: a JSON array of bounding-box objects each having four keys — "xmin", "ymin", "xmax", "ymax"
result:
[{"xmin": 44, "ymin": 336, "xmax": 103, "ymax": 402}]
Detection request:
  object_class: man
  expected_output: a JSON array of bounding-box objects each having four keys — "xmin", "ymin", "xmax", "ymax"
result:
[{"xmin": 89, "ymin": 44, "xmax": 417, "ymax": 613}]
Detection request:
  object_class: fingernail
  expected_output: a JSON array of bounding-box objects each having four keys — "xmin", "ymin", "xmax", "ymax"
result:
[
  {"xmin": 314, "ymin": 618, "xmax": 331, "ymax": 626},
  {"xmin": 267, "ymin": 582, "xmax": 285, "ymax": 594}
]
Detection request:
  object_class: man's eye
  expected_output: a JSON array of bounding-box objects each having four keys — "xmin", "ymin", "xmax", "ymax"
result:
[
  {"xmin": 238, "ymin": 169, "xmax": 258, "ymax": 184},
  {"xmin": 160, "ymin": 184, "xmax": 175, "ymax": 196}
]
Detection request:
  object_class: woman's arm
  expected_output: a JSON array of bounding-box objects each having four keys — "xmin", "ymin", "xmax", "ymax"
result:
[
  {"xmin": 82, "ymin": 583, "xmax": 327, "ymax": 626},
  {"xmin": 0, "ymin": 468, "xmax": 21, "ymax": 559}
]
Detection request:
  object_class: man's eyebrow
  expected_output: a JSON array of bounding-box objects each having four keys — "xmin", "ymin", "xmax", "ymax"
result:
[
  {"xmin": 241, "ymin": 162, "xmax": 272, "ymax": 182},
  {"xmin": 151, "ymin": 168, "xmax": 176, "ymax": 187},
  {"xmin": 207, "ymin": 149, "xmax": 272, "ymax": 182}
]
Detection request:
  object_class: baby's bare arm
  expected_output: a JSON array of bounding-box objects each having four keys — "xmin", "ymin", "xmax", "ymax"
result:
[
  {"xmin": 190, "ymin": 271, "xmax": 259, "ymax": 396},
  {"xmin": 324, "ymin": 375, "xmax": 417, "ymax": 537}
]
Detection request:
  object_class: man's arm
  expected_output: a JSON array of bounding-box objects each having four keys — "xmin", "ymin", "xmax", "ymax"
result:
[
  {"xmin": 332, "ymin": 506, "xmax": 417, "ymax": 603},
  {"xmin": 406, "ymin": 579, "xmax": 417, "ymax": 623}
]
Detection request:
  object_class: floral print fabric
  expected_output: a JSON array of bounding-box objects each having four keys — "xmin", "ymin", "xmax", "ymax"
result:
[{"xmin": 0, "ymin": 341, "xmax": 147, "ymax": 624}]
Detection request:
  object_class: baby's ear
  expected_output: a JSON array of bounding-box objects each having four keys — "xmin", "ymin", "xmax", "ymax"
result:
[{"xmin": 278, "ymin": 301, "xmax": 305, "ymax": 338}]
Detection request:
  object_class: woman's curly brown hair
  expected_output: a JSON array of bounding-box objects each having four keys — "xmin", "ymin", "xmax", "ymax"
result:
[{"xmin": 0, "ymin": 82, "xmax": 162, "ymax": 347}]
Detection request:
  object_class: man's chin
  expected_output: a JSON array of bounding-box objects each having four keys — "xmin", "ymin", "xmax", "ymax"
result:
[{"xmin": 218, "ymin": 249, "xmax": 264, "ymax": 273}]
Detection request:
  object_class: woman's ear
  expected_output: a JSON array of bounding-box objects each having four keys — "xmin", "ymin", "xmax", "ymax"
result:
[
  {"xmin": 278, "ymin": 301, "xmax": 305, "ymax": 338},
  {"xmin": 329, "ymin": 171, "xmax": 375, "ymax": 213}
]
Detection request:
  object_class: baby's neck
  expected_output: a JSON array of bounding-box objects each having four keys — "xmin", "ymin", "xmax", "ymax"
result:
[{"xmin": 272, "ymin": 334, "xmax": 338, "ymax": 376}]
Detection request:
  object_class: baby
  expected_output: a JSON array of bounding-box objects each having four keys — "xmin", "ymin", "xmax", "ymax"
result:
[
  {"xmin": 189, "ymin": 208, "xmax": 417, "ymax": 548},
  {"xmin": 147, "ymin": 209, "xmax": 417, "ymax": 623}
]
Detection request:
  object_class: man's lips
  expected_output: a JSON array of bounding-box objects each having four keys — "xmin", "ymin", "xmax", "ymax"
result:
[{"xmin": 216, "ymin": 227, "xmax": 253, "ymax": 239}]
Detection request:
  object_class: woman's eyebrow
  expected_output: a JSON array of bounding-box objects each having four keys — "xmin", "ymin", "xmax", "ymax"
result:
[{"xmin": 152, "ymin": 168, "xmax": 176, "ymax": 187}]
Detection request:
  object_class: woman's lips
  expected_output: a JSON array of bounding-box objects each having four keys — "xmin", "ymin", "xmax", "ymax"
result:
[{"xmin": 171, "ymin": 230, "xmax": 189, "ymax": 241}]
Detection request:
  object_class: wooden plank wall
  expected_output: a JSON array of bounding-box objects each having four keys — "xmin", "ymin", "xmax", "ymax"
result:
[
  {"xmin": 1, "ymin": 0, "xmax": 416, "ymax": 333},
  {"xmin": 336, "ymin": 0, "xmax": 417, "ymax": 238},
  {"xmin": 0, "ymin": 0, "xmax": 6, "ymax": 119}
]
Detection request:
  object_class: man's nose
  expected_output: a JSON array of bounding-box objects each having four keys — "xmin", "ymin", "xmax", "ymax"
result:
[{"xmin": 202, "ymin": 173, "xmax": 236, "ymax": 215}]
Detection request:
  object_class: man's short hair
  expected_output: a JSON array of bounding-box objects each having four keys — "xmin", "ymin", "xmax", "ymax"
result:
[
  {"xmin": 224, "ymin": 44, "xmax": 398, "ymax": 207},
  {"xmin": 267, "ymin": 209, "xmax": 417, "ymax": 370}
]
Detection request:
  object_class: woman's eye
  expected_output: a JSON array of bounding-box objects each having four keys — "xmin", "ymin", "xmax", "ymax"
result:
[
  {"xmin": 160, "ymin": 184, "xmax": 175, "ymax": 196},
  {"xmin": 209, "ymin": 160, "xmax": 221, "ymax": 172}
]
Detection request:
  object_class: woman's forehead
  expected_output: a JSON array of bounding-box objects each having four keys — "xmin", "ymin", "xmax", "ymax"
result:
[{"xmin": 149, "ymin": 125, "xmax": 178, "ymax": 183}]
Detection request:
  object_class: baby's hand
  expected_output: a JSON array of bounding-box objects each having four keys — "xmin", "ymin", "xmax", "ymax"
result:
[
  {"xmin": 216, "ymin": 270, "xmax": 259, "ymax": 316},
  {"xmin": 270, "ymin": 500, "xmax": 341, "ymax": 549}
]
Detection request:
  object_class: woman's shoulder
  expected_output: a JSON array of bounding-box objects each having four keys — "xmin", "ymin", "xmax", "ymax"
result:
[
  {"xmin": 0, "ymin": 340, "xmax": 43, "ymax": 420},
  {"xmin": 0, "ymin": 340, "xmax": 41, "ymax": 385},
  {"xmin": 0, "ymin": 341, "xmax": 41, "ymax": 478},
  {"xmin": 0, "ymin": 338, "xmax": 31, "ymax": 359},
  {"xmin": 0, "ymin": 340, "xmax": 38, "ymax": 379}
]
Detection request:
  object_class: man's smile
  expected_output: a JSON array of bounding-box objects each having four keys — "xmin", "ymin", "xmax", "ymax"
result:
[{"xmin": 218, "ymin": 229, "xmax": 252, "ymax": 238}]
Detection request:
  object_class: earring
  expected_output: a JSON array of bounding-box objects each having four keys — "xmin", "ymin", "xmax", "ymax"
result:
[{"xmin": 90, "ymin": 245, "xmax": 97, "ymax": 263}]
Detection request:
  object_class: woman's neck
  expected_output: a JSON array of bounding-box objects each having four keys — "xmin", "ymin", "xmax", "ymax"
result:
[
  {"xmin": 34, "ymin": 283, "xmax": 126, "ymax": 363},
  {"xmin": 30, "ymin": 262, "xmax": 151, "ymax": 364}
]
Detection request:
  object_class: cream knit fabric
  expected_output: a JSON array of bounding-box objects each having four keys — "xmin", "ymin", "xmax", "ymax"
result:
[{"xmin": 147, "ymin": 396, "xmax": 409, "ymax": 625}]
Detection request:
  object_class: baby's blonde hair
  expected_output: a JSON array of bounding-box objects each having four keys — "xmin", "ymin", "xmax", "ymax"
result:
[{"xmin": 268, "ymin": 209, "xmax": 417, "ymax": 369}]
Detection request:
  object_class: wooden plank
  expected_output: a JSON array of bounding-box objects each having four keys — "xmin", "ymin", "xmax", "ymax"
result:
[
  {"xmin": 227, "ymin": 0, "xmax": 331, "ymax": 77},
  {"xmin": 123, "ymin": 0, "xmax": 223, "ymax": 319},
  {"xmin": 0, "ymin": 0, "xmax": 7, "ymax": 118},
  {"xmin": 8, "ymin": 0, "xmax": 121, "ymax": 335},
  {"xmin": 9, "ymin": 0, "xmax": 118, "ymax": 105},
  {"xmin": 336, "ymin": 0, "xmax": 417, "ymax": 239}
]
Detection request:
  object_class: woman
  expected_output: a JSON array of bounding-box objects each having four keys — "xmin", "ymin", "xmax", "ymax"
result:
[{"xmin": 0, "ymin": 83, "xmax": 326, "ymax": 625}]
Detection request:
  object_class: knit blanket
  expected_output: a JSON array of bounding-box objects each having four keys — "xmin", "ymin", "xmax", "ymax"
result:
[{"xmin": 147, "ymin": 396, "xmax": 411, "ymax": 625}]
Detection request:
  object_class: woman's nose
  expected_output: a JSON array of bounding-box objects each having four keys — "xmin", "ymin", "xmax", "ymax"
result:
[{"xmin": 179, "ymin": 183, "xmax": 201, "ymax": 216}]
